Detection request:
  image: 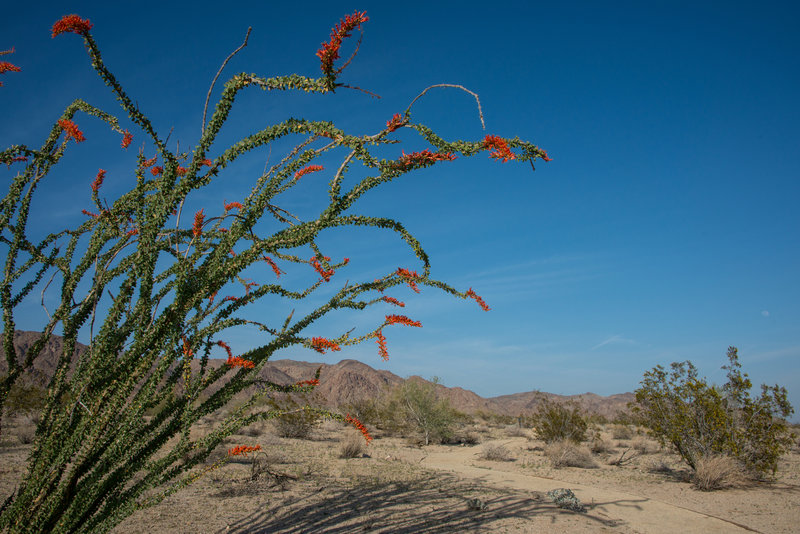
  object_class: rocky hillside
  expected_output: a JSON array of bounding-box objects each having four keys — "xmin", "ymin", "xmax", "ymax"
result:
[{"xmin": 1, "ymin": 331, "xmax": 633, "ymax": 418}]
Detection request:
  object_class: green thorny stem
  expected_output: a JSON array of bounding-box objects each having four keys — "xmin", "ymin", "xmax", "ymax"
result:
[{"xmin": 0, "ymin": 12, "xmax": 550, "ymax": 534}]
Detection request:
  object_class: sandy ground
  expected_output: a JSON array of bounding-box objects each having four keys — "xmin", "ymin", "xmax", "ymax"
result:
[{"xmin": 1, "ymin": 419, "xmax": 799, "ymax": 533}]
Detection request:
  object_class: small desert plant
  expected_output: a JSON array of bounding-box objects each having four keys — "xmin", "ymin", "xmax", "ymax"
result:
[
  {"xmin": 634, "ymin": 347, "xmax": 795, "ymax": 475},
  {"xmin": 692, "ymin": 455, "xmax": 747, "ymax": 491},
  {"xmin": 2, "ymin": 380, "xmax": 47, "ymax": 415},
  {"xmin": 505, "ymin": 424, "xmax": 527, "ymax": 438},
  {"xmin": 545, "ymin": 440, "xmax": 597, "ymax": 468},
  {"xmin": 631, "ymin": 436, "xmax": 655, "ymax": 454},
  {"xmin": 611, "ymin": 424, "xmax": 634, "ymax": 440},
  {"xmin": 274, "ymin": 406, "xmax": 321, "ymax": 439},
  {"xmin": 589, "ymin": 437, "xmax": 613, "ymax": 454},
  {"xmin": 530, "ymin": 398, "xmax": 588, "ymax": 443},
  {"xmin": 339, "ymin": 431, "xmax": 365, "ymax": 459},
  {"xmin": 480, "ymin": 443, "xmax": 514, "ymax": 461}
]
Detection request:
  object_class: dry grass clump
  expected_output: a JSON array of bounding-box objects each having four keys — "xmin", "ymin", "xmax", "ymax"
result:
[
  {"xmin": 631, "ymin": 436, "xmax": 656, "ymax": 454},
  {"xmin": 589, "ymin": 437, "xmax": 614, "ymax": 454},
  {"xmin": 611, "ymin": 425, "xmax": 634, "ymax": 440},
  {"xmin": 480, "ymin": 443, "xmax": 514, "ymax": 462},
  {"xmin": 505, "ymin": 425, "xmax": 527, "ymax": 438},
  {"xmin": 545, "ymin": 440, "xmax": 597, "ymax": 468},
  {"xmin": 692, "ymin": 455, "xmax": 748, "ymax": 491},
  {"xmin": 339, "ymin": 432, "xmax": 365, "ymax": 459}
]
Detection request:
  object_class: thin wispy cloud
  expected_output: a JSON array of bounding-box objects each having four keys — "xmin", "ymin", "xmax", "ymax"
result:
[{"xmin": 591, "ymin": 335, "xmax": 636, "ymax": 351}]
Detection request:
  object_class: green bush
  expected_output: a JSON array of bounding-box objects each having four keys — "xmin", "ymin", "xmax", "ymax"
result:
[
  {"xmin": 529, "ymin": 398, "xmax": 588, "ymax": 443},
  {"xmin": 633, "ymin": 347, "xmax": 795, "ymax": 476},
  {"xmin": 2, "ymin": 379, "xmax": 47, "ymax": 415},
  {"xmin": 382, "ymin": 377, "xmax": 457, "ymax": 445}
]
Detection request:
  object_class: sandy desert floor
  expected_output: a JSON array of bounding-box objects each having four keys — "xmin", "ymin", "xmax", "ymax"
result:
[{"xmin": 1, "ymin": 418, "xmax": 799, "ymax": 533}]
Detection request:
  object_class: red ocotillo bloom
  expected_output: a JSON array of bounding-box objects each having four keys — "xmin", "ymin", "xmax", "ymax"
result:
[
  {"xmin": 0, "ymin": 61, "xmax": 21, "ymax": 87},
  {"xmin": 121, "ymin": 130, "xmax": 133, "ymax": 149},
  {"xmin": 317, "ymin": 11, "xmax": 369, "ymax": 77},
  {"xmin": 483, "ymin": 134, "xmax": 515, "ymax": 162},
  {"xmin": 386, "ymin": 113, "xmax": 405, "ymax": 132},
  {"xmin": 296, "ymin": 378, "xmax": 320, "ymax": 387},
  {"xmin": 385, "ymin": 314, "xmax": 422, "ymax": 328},
  {"xmin": 466, "ymin": 288, "xmax": 490, "ymax": 311},
  {"xmin": 192, "ymin": 209, "xmax": 204, "ymax": 237},
  {"xmin": 345, "ymin": 414, "xmax": 372, "ymax": 443},
  {"xmin": 51, "ymin": 14, "xmax": 93, "ymax": 38},
  {"xmin": 375, "ymin": 330, "xmax": 389, "ymax": 361},
  {"xmin": 392, "ymin": 149, "xmax": 456, "ymax": 171},
  {"xmin": 91, "ymin": 169, "xmax": 105, "ymax": 193},
  {"xmin": 226, "ymin": 356, "xmax": 255, "ymax": 369},
  {"xmin": 381, "ymin": 296, "xmax": 405, "ymax": 307},
  {"xmin": 228, "ymin": 444, "xmax": 261, "ymax": 457},
  {"xmin": 396, "ymin": 267, "xmax": 421, "ymax": 293},
  {"xmin": 294, "ymin": 164, "xmax": 324, "ymax": 180},
  {"xmin": 311, "ymin": 337, "xmax": 341, "ymax": 354},
  {"xmin": 58, "ymin": 119, "xmax": 86, "ymax": 143}
]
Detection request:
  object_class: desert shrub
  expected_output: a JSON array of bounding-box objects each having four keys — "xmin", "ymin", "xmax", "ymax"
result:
[
  {"xmin": 529, "ymin": 398, "xmax": 588, "ymax": 443},
  {"xmin": 3, "ymin": 380, "xmax": 47, "ymax": 415},
  {"xmin": 339, "ymin": 431, "xmax": 365, "ymax": 459},
  {"xmin": 692, "ymin": 455, "xmax": 747, "ymax": 491},
  {"xmin": 339, "ymin": 398, "xmax": 382, "ymax": 428},
  {"xmin": 611, "ymin": 424, "xmax": 633, "ymax": 440},
  {"xmin": 545, "ymin": 440, "xmax": 597, "ymax": 468},
  {"xmin": 590, "ymin": 437, "xmax": 613, "ymax": 454},
  {"xmin": 634, "ymin": 347, "xmax": 795, "ymax": 475},
  {"xmin": 274, "ymin": 407, "xmax": 320, "ymax": 439},
  {"xmin": 381, "ymin": 377, "xmax": 457, "ymax": 445},
  {"xmin": 480, "ymin": 443, "xmax": 514, "ymax": 461},
  {"xmin": 444, "ymin": 431, "xmax": 480, "ymax": 445},
  {"xmin": 631, "ymin": 436, "xmax": 656, "ymax": 454}
]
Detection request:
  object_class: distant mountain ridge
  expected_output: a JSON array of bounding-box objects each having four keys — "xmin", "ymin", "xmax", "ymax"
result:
[{"xmin": 1, "ymin": 331, "xmax": 633, "ymax": 418}]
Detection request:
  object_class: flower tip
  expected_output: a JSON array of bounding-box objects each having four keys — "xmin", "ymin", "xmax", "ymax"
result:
[{"xmin": 52, "ymin": 14, "xmax": 93, "ymax": 38}]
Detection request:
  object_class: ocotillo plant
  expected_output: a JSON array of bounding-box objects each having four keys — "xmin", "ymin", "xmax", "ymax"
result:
[{"xmin": 0, "ymin": 12, "xmax": 550, "ymax": 533}]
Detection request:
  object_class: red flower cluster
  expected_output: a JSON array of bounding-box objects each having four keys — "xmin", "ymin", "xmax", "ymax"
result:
[
  {"xmin": 466, "ymin": 288, "xmax": 490, "ymax": 311},
  {"xmin": 386, "ymin": 113, "xmax": 405, "ymax": 132},
  {"xmin": 345, "ymin": 414, "xmax": 372, "ymax": 443},
  {"xmin": 294, "ymin": 164, "xmax": 324, "ymax": 180},
  {"xmin": 150, "ymin": 166, "xmax": 163, "ymax": 176},
  {"xmin": 483, "ymin": 135, "xmax": 515, "ymax": 162},
  {"xmin": 216, "ymin": 340, "xmax": 233, "ymax": 358},
  {"xmin": 396, "ymin": 267, "xmax": 421, "ymax": 293},
  {"xmin": 310, "ymin": 255, "xmax": 334, "ymax": 282},
  {"xmin": 386, "ymin": 314, "xmax": 422, "ymax": 328},
  {"xmin": 311, "ymin": 337, "xmax": 341, "ymax": 354},
  {"xmin": 381, "ymin": 296, "xmax": 405, "ymax": 307},
  {"xmin": 392, "ymin": 149, "xmax": 456, "ymax": 171},
  {"xmin": 540, "ymin": 150, "xmax": 552, "ymax": 162},
  {"xmin": 91, "ymin": 169, "xmax": 105, "ymax": 193},
  {"xmin": 176, "ymin": 166, "xmax": 188, "ymax": 176},
  {"xmin": 181, "ymin": 337, "xmax": 193, "ymax": 358},
  {"xmin": 296, "ymin": 378, "xmax": 320, "ymax": 387},
  {"xmin": 58, "ymin": 119, "xmax": 86, "ymax": 143},
  {"xmin": 202, "ymin": 158, "xmax": 213, "ymax": 167},
  {"xmin": 263, "ymin": 255, "xmax": 283, "ymax": 278},
  {"xmin": 226, "ymin": 356, "xmax": 255, "ymax": 369},
  {"xmin": 224, "ymin": 200, "xmax": 243, "ymax": 211},
  {"xmin": 142, "ymin": 155, "xmax": 157, "ymax": 168},
  {"xmin": 51, "ymin": 15, "xmax": 93, "ymax": 38},
  {"xmin": 375, "ymin": 330, "xmax": 389, "ymax": 361},
  {"xmin": 192, "ymin": 209, "xmax": 204, "ymax": 237},
  {"xmin": 228, "ymin": 444, "xmax": 261, "ymax": 457},
  {"xmin": 121, "ymin": 130, "xmax": 133, "ymax": 149},
  {"xmin": 316, "ymin": 11, "xmax": 369, "ymax": 76},
  {"xmin": 0, "ymin": 61, "xmax": 21, "ymax": 87}
]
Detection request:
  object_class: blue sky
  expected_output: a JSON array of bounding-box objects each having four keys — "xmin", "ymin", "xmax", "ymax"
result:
[{"xmin": 2, "ymin": 1, "xmax": 799, "ymax": 415}]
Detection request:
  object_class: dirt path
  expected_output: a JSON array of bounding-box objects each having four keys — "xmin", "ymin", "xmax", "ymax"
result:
[{"xmin": 420, "ymin": 440, "xmax": 760, "ymax": 534}]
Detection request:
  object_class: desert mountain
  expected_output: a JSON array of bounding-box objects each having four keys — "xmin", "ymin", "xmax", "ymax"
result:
[{"xmin": 1, "ymin": 331, "xmax": 633, "ymax": 418}]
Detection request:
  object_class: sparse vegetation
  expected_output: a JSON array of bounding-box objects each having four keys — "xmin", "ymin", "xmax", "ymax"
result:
[
  {"xmin": 634, "ymin": 347, "xmax": 795, "ymax": 476},
  {"xmin": 381, "ymin": 378, "xmax": 458, "ymax": 445},
  {"xmin": 529, "ymin": 398, "xmax": 588, "ymax": 443},
  {"xmin": 545, "ymin": 440, "xmax": 597, "ymax": 469},
  {"xmin": 692, "ymin": 455, "xmax": 747, "ymax": 491},
  {"xmin": 339, "ymin": 431, "xmax": 365, "ymax": 459},
  {"xmin": 480, "ymin": 443, "xmax": 514, "ymax": 461}
]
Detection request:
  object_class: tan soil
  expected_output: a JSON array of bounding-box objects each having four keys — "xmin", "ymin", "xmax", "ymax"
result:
[{"xmin": 1, "ymin": 420, "xmax": 798, "ymax": 533}]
